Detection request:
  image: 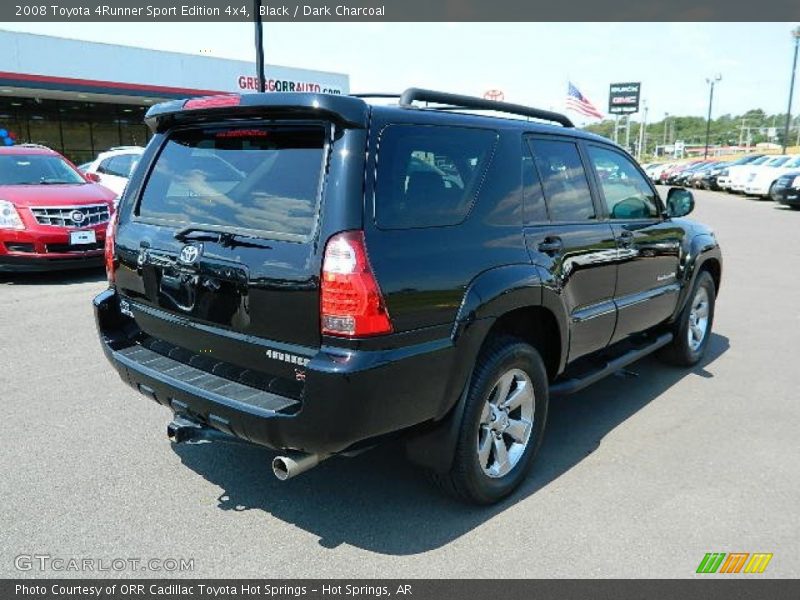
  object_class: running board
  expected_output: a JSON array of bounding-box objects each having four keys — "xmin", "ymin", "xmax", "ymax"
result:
[{"xmin": 549, "ymin": 332, "xmax": 673, "ymax": 397}]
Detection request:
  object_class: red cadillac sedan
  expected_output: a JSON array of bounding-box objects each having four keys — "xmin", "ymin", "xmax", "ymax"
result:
[{"xmin": 0, "ymin": 144, "xmax": 117, "ymax": 272}]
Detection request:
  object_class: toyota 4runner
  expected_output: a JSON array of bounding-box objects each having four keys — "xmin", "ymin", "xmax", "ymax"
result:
[{"xmin": 94, "ymin": 89, "xmax": 722, "ymax": 504}]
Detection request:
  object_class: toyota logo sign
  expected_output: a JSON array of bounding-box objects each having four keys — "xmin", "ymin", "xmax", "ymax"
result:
[
  {"xmin": 70, "ymin": 210, "xmax": 86, "ymax": 224},
  {"xmin": 178, "ymin": 244, "xmax": 202, "ymax": 265},
  {"xmin": 483, "ymin": 89, "xmax": 505, "ymax": 102}
]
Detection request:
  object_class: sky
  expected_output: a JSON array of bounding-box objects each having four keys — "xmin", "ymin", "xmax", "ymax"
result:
[{"xmin": 2, "ymin": 22, "xmax": 798, "ymax": 124}]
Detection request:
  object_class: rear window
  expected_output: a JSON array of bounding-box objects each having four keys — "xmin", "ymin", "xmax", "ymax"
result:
[
  {"xmin": 374, "ymin": 125, "xmax": 497, "ymax": 229},
  {"xmin": 137, "ymin": 124, "xmax": 327, "ymax": 240}
]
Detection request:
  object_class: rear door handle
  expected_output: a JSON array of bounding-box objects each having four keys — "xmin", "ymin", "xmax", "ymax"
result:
[{"xmin": 537, "ymin": 237, "xmax": 563, "ymax": 255}]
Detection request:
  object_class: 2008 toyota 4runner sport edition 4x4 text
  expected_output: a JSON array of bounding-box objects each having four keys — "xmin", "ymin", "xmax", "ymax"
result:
[{"xmin": 94, "ymin": 89, "xmax": 722, "ymax": 504}]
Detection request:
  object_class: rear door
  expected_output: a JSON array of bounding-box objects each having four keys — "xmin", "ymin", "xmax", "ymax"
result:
[
  {"xmin": 114, "ymin": 121, "xmax": 345, "ymax": 393},
  {"xmin": 523, "ymin": 136, "xmax": 618, "ymax": 362},
  {"xmin": 583, "ymin": 143, "xmax": 683, "ymax": 343}
]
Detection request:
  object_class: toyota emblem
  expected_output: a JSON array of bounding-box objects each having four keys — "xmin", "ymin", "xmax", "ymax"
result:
[
  {"xmin": 178, "ymin": 244, "xmax": 202, "ymax": 265},
  {"xmin": 70, "ymin": 210, "xmax": 86, "ymax": 224},
  {"xmin": 483, "ymin": 89, "xmax": 505, "ymax": 102}
]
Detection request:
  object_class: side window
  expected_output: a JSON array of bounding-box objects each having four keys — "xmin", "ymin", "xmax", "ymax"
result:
[
  {"xmin": 375, "ymin": 124, "xmax": 497, "ymax": 229},
  {"xmin": 587, "ymin": 146, "xmax": 659, "ymax": 219},
  {"xmin": 96, "ymin": 157, "xmax": 115, "ymax": 176},
  {"xmin": 522, "ymin": 140, "xmax": 548, "ymax": 223},
  {"xmin": 99, "ymin": 155, "xmax": 133, "ymax": 178},
  {"xmin": 528, "ymin": 139, "xmax": 595, "ymax": 222}
]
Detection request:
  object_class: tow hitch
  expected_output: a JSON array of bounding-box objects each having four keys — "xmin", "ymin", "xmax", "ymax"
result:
[{"xmin": 167, "ymin": 415, "xmax": 250, "ymax": 446}]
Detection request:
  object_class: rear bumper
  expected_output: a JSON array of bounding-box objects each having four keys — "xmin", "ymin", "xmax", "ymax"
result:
[{"xmin": 94, "ymin": 288, "xmax": 456, "ymax": 455}]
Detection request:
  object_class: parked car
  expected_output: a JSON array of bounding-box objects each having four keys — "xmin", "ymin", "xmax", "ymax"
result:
[
  {"xmin": 94, "ymin": 89, "xmax": 722, "ymax": 504},
  {"xmin": 770, "ymin": 171, "xmax": 800, "ymax": 209},
  {"xmin": 720, "ymin": 155, "xmax": 770, "ymax": 191},
  {"xmin": 649, "ymin": 162, "xmax": 675, "ymax": 184},
  {"xmin": 729, "ymin": 155, "xmax": 789, "ymax": 193},
  {"xmin": 672, "ymin": 161, "xmax": 712, "ymax": 187},
  {"xmin": 0, "ymin": 144, "xmax": 117, "ymax": 271},
  {"xmin": 662, "ymin": 161, "xmax": 703, "ymax": 186},
  {"xmin": 688, "ymin": 162, "xmax": 720, "ymax": 188},
  {"xmin": 82, "ymin": 146, "xmax": 144, "ymax": 196},
  {"xmin": 743, "ymin": 155, "xmax": 800, "ymax": 198},
  {"xmin": 714, "ymin": 154, "xmax": 765, "ymax": 190},
  {"xmin": 693, "ymin": 162, "xmax": 725, "ymax": 190}
]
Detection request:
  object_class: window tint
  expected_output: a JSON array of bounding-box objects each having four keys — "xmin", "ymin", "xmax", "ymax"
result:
[
  {"xmin": 522, "ymin": 142, "xmax": 548, "ymax": 223},
  {"xmin": 528, "ymin": 139, "xmax": 595, "ymax": 221},
  {"xmin": 375, "ymin": 125, "xmax": 497, "ymax": 229},
  {"xmin": 587, "ymin": 146, "xmax": 659, "ymax": 219},
  {"xmin": 138, "ymin": 125, "xmax": 326, "ymax": 239},
  {"xmin": 103, "ymin": 154, "xmax": 135, "ymax": 177}
]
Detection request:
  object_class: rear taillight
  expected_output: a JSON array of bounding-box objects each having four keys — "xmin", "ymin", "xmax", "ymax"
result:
[
  {"xmin": 321, "ymin": 231, "xmax": 392, "ymax": 337},
  {"xmin": 104, "ymin": 210, "xmax": 118, "ymax": 284}
]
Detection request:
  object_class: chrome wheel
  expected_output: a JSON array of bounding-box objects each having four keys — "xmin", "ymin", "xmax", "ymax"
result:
[
  {"xmin": 687, "ymin": 286, "xmax": 710, "ymax": 352},
  {"xmin": 477, "ymin": 368, "xmax": 535, "ymax": 478}
]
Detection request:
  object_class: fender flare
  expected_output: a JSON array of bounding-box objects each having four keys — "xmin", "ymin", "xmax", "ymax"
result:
[
  {"xmin": 406, "ymin": 263, "xmax": 565, "ymax": 473},
  {"xmin": 671, "ymin": 233, "xmax": 722, "ymax": 320}
]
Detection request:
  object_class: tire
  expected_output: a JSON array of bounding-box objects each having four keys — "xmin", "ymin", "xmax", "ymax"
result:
[
  {"xmin": 430, "ymin": 336, "xmax": 549, "ymax": 504},
  {"xmin": 659, "ymin": 271, "xmax": 716, "ymax": 367},
  {"xmin": 765, "ymin": 182, "xmax": 777, "ymax": 201}
]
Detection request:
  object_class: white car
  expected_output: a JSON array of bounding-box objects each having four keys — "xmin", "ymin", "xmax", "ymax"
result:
[
  {"xmin": 82, "ymin": 146, "xmax": 144, "ymax": 196},
  {"xmin": 728, "ymin": 155, "xmax": 787, "ymax": 193},
  {"xmin": 743, "ymin": 155, "xmax": 800, "ymax": 198}
]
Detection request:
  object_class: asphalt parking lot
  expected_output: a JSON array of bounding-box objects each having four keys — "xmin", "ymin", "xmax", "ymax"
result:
[{"xmin": 1, "ymin": 188, "xmax": 798, "ymax": 579}]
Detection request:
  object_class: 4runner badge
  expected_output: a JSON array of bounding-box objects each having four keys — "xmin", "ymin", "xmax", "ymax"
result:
[
  {"xmin": 178, "ymin": 244, "xmax": 202, "ymax": 265},
  {"xmin": 265, "ymin": 348, "xmax": 310, "ymax": 367}
]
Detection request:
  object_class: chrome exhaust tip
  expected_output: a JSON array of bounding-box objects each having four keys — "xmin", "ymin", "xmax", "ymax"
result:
[{"xmin": 272, "ymin": 452, "xmax": 323, "ymax": 481}]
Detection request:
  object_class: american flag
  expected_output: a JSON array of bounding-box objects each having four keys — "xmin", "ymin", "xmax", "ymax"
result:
[{"xmin": 566, "ymin": 82, "xmax": 604, "ymax": 120}]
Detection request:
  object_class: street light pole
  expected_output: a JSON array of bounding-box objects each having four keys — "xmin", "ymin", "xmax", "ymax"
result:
[
  {"xmin": 781, "ymin": 26, "xmax": 800, "ymax": 153},
  {"xmin": 704, "ymin": 74, "xmax": 722, "ymax": 159},
  {"xmin": 253, "ymin": 0, "xmax": 266, "ymax": 92}
]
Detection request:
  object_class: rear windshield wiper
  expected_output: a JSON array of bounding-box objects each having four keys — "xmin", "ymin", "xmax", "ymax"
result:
[{"xmin": 174, "ymin": 227, "xmax": 272, "ymax": 250}]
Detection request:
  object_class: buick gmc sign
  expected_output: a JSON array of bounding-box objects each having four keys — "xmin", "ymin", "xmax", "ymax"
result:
[{"xmin": 608, "ymin": 82, "xmax": 641, "ymax": 114}]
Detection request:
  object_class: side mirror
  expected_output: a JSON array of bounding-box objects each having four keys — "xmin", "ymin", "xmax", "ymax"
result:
[
  {"xmin": 85, "ymin": 172, "xmax": 101, "ymax": 183},
  {"xmin": 665, "ymin": 187, "xmax": 695, "ymax": 218}
]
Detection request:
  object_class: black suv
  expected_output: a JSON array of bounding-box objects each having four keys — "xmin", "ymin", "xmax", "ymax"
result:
[{"xmin": 94, "ymin": 89, "xmax": 722, "ymax": 504}]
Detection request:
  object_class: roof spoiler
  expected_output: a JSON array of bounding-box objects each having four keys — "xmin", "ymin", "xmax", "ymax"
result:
[{"xmin": 144, "ymin": 93, "xmax": 370, "ymax": 133}]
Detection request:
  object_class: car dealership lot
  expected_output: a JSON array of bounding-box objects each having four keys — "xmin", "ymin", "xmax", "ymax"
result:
[{"xmin": 1, "ymin": 189, "xmax": 798, "ymax": 578}]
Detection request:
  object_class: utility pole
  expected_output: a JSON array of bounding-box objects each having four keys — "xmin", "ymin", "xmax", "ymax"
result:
[
  {"xmin": 781, "ymin": 26, "xmax": 800, "ymax": 153},
  {"xmin": 637, "ymin": 101, "xmax": 648, "ymax": 160},
  {"xmin": 253, "ymin": 0, "xmax": 266, "ymax": 92},
  {"xmin": 663, "ymin": 112, "xmax": 669, "ymax": 146},
  {"xmin": 625, "ymin": 115, "xmax": 631, "ymax": 152},
  {"xmin": 739, "ymin": 117, "xmax": 746, "ymax": 147},
  {"xmin": 704, "ymin": 74, "xmax": 722, "ymax": 159}
]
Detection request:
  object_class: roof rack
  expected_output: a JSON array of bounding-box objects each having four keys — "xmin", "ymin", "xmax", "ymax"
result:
[
  {"xmin": 398, "ymin": 88, "xmax": 574, "ymax": 128},
  {"xmin": 350, "ymin": 93, "xmax": 401, "ymax": 99}
]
